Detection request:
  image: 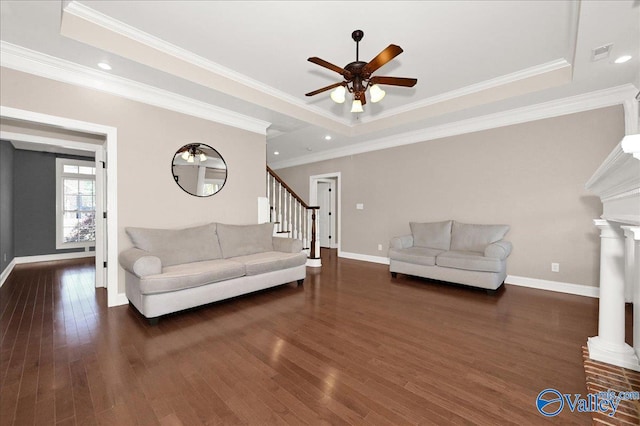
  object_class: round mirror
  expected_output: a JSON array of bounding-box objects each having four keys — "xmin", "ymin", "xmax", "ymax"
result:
[{"xmin": 172, "ymin": 143, "xmax": 227, "ymax": 197}]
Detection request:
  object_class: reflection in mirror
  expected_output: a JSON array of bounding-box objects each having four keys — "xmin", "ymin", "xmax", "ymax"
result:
[{"xmin": 172, "ymin": 143, "xmax": 227, "ymax": 197}]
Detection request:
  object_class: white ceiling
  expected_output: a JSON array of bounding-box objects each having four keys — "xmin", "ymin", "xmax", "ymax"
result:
[{"xmin": 1, "ymin": 1, "xmax": 638, "ymax": 168}]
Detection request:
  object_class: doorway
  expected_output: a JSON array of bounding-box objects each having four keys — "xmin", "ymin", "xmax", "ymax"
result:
[
  {"xmin": 316, "ymin": 180, "xmax": 336, "ymax": 248},
  {"xmin": 1, "ymin": 106, "xmax": 120, "ymax": 306},
  {"xmin": 309, "ymin": 172, "xmax": 341, "ymax": 253}
]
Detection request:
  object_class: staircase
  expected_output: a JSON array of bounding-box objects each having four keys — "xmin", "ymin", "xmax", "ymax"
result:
[{"xmin": 266, "ymin": 166, "xmax": 321, "ymax": 266}]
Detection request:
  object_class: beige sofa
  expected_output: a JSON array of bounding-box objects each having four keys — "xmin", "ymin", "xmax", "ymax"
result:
[
  {"xmin": 389, "ymin": 221, "xmax": 512, "ymax": 292},
  {"xmin": 119, "ymin": 222, "xmax": 306, "ymax": 324}
]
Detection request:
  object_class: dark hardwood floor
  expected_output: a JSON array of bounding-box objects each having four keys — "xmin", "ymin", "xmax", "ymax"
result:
[{"xmin": 1, "ymin": 250, "xmax": 603, "ymax": 425}]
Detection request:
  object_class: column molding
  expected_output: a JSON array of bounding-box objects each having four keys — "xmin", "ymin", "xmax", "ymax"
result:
[{"xmin": 588, "ymin": 220, "xmax": 639, "ymax": 371}]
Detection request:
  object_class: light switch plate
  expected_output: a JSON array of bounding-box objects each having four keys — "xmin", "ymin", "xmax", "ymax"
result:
[{"xmin": 356, "ymin": 203, "xmax": 364, "ymax": 210}]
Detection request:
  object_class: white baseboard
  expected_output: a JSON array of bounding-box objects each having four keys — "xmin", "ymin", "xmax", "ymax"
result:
[
  {"xmin": 111, "ymin": 292, "xmax": 129, "ymax": 307},
  {"xmin": 335, "ymin": 252, "xmax": 599, "ymax": 298},
  {"xmin": 506, "ymin": 275, "xmax": 599, "ymax": 298},
  {"xmin": 0, "ymin": 259, "xmax": 17, "ymax": 288},
  {"xmin": 0, "ymin": 252, "xmax": 96, "ymax": 288},
  {"xmin": 339, "ymin": 251, "xmax": 390, "ymax": 265},
  {"xmin": 14, "ymin": 252, "xmax": 95, "ymax": 265}
]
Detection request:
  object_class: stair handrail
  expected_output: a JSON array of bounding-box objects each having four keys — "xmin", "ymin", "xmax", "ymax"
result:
[
  {"xmin": 267, "ymin": 166, "xmax": 319, "ymax": 259},
  {"xmin": 267, "ymin": 166, "xmax": 319, "ymax": 210}
]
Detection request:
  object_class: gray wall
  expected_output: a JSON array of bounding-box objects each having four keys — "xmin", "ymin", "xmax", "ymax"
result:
[
  {"xmin": 275, "ymin": 106, "xmax": 625, "ymax": 288},
  {"xmin": 13, "ymin": 149, "xmax": 94, "ymax": 257},
  {"xmin": 0, "ymin": 140, "xmax": 14, "ymax": 272}
]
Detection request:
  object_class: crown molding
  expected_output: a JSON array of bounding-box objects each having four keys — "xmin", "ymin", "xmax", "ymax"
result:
[
  {"xmin": 270, "ymin": 84, "xmax": 639, "ymax": 169},
  {"xmin": 0, "ymin": 41, "xmax": 271, "ymax": 135},
  {"xmin": 62, "ymin": 1, "xmax": 349, "ymax": 127},
  {"xmin": 357, "ymin": 59, "xmax": 571, "ymax": 124}
]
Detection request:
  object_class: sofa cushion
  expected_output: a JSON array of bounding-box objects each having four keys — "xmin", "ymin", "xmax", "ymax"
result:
[
  {"xmin": 436, "ymin": 251, "xmax": 504, "ymax": 273},
  {"xmin": 409, "ymin": 221, "xmax": 453, "ymax": 250},
  {"xmin": 388, "ymin": 247, "xmax": 445, "ymax": 267},
  {"xmin": 217, "ymin": 223, "xmax": 275, "ymax": 258},
  {"xmin": 126, "ymin": 223, "xmax": 222, "ymax": 267},
  {"xmin": 231, "ymin": 251, "xmax": 307, "ymax": 276},
  {"xmin": 450, "ymin": 222, "xmax": 510, "ymax": 252},
  {"xmin": 138, "ymin": 259, "xmax": 245, "ymax": 295}
]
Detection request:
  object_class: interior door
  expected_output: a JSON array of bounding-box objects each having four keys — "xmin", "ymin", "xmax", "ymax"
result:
[
  {"xmin": 94, "ymin": 147, "xmax": 107, "ymax": 288},
  {"xmin": 317, "ymin": 180, "xmax": 335, "ymax": 248}
]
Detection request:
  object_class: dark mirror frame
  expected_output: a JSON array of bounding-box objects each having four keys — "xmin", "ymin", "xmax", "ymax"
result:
[{"xmin": 171, "ymin": 143, "xmax": 227, "ymax": 197}]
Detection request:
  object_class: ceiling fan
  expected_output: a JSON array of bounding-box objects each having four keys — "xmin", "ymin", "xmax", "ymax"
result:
[{"xmin": 306, "ymin": 30, "xmax": 417, "ymax": 113}]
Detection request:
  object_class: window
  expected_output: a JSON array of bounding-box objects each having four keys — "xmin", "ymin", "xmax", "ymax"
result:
[{"xmin": 56, "ymin": 158, "xmax": 96, "ymax": 249}]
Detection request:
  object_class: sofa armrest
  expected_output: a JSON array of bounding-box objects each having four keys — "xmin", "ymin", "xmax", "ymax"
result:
[
  {"xmin": 390, "ymin": 234, "xmax": 414, "ymax": 249},
  {"xmin": 272, "ymin": 237, "xmax": 303, "ymax": 253},
  {"xmin": 484, "ymin": 240, "xmax": 513, "ymax": 260},
  {"xmin": 119, "ymin": 248, "xmax": 162, "ymax": 277}
]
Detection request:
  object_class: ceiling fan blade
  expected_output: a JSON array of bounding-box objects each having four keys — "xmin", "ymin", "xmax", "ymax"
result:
[
  {"xmin": 362, "ymin": 44, "xmax": 403, "ymax": 74},
  {"xmin": 370, "ymin": 76, "xmax": 418, "ymax": 87},
  {"xmin": 305, "ymin": 82, "xmax": 344, "ymax": 97},
  {"xmin": 308, "ymin": 57, "xmax": 352, "ymax": 78}
]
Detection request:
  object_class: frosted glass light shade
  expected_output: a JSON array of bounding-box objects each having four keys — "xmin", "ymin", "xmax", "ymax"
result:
[
  {"xmin": 187, "ymin": 154, "xmax": 195, "ymax": 163},
  {"xmin": 370, "ymin": 84, "xmax": 386, "ymax": 103},
  {"xmin": 199, "ymin": 153, "xmax": 207, "ymax": 162},
  {"xmin": 330, "ymin": 86, "xmax": 346, "ymax": 103},
  {"xmin": 181, "ymin": 151, "xmax": 190, "ymax": 160},
  {"xmin": 351, "ymin": 99, "xmax": 364, "ymax": 113}
]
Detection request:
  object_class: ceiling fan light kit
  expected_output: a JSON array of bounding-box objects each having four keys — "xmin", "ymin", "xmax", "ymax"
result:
[
  {"xmin": 306, "ymin": 30, "xmax": 417, "ymax": 113},
  {"xmin": 180, "ymin": 144, "xmax": 207, "ymax": 163}
]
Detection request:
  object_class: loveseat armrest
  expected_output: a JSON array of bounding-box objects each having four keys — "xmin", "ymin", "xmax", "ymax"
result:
[
  {"xmin": 272, "ymin": 237, "xmax": 303, "ymax": 253},
  {"xmin": 119, "ymin": 248, "xmax": 162, "ymax": 277},
  {"xmin": 390, "ymin": 234, "xmax": 414, "ymax": 249},
  {"xmin": 484, "ymin": 240, "xmax": 513, "ymax": 260}
]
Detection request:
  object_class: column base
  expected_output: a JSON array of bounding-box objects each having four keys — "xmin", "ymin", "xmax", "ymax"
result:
[
  {"xmin": 306, "ymin": 258, "xmax": 321, "ymax": 268},
  {"xmin": 587, "ymin": 336, "xmax": 640, "ymax": 372}
]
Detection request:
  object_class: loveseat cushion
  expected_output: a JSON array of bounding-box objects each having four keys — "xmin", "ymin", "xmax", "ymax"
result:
[
  {"xmin": 450, "ymin": 222, "xmax": 509, "ymax": 253},
  {"xmin": 389, "ymin": 247, "xmax": 445, "ymax": 266},
  {"xmin": 436, "ymin": 250, "xmax": 504, "ymax": 273},
  {"xmin": 231, "ymin": 251, "xmax": 307, "ymax": 276},
  {"xmin": 410, "ymin": 221, "xmax": 453, "ymax": 250},
  {"xmin": 217, "ymin": 223, "xmax": 275, "ymax": 258},
  {"xmin": 126, "ymin": 223, "xmax": 222, "ymax": 267},
  {"xmin": 138, "ymin": 259, "xmax": 245, "ymax": 295}
]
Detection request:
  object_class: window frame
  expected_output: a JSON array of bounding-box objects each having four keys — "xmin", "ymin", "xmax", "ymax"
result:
[{"xmin": 55, "ymin": 158, "xmax": 97, "ymax": 250}]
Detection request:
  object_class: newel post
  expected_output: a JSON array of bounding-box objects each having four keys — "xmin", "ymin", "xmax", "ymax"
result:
[{"xmin": 310, "ymin": 207, "xmax": 318, "ymax": 259}]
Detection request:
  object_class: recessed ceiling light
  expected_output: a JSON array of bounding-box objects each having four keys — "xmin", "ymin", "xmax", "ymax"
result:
[
  {"xmin": 614, "ymin": 55, "xmax": 632, "ymax": 64},
  {"xmin": 273, "ymin": 151, "xmax": 279, "ymax": 155},
  {"xmin": 97, "ymin": 62, "xmax": 112, "ymax": 70},
  {"xmin": 324, "ymin": 135, "xmax": 332, "ymax": 141}
]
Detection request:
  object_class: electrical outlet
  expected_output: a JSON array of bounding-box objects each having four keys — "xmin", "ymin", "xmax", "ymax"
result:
[
  {"xmin": 551, "ymin": 263, "xmax": 560, "ymax": 272},
  {"xmin": 377, "ymin": 244, "xmax": 383, "ymax": 251},
  {"xmin": 356, "ymin": 203, "xmax": 364, "ymax": 210}
]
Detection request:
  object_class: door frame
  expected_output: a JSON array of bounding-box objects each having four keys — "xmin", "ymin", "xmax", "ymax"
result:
[
  {"xmin": 309, "ymin": 172, "xmax": 341, "ymax": 254},
  {"xmin": 1, "ymin": 106, "xmax": 121, "ymax": 307}
]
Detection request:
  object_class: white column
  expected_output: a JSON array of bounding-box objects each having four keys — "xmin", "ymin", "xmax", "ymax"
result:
[
  {"xmin": 588, "ymin": 219, "xmax": 640, "ymax": 371},
  {"xmin": 621, "ymin": 226, "xmax": 640, "ymax": 361}
]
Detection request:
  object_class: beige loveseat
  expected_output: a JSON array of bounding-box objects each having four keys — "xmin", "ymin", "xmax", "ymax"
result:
[
  {"xmin": 389, "ymin": 221, "xmax": 512, "ymax": 292},
  {"xmin": 119, "ymin": 222, "xmax": 306, "ymax": 324}
]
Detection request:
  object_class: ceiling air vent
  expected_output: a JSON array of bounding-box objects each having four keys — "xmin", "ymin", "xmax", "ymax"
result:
[{"xmin": 591, "ymin": 44, "xmax": 613, "ymax": 61}]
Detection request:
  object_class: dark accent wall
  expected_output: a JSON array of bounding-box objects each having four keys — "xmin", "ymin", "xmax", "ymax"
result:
[
  {"xmin": 13, "ymin": 149, "xmax": 94, "ymax": 257},
  {"xmin": 0, "ymin": 140, "xmax": 15, "ymax": 272}
]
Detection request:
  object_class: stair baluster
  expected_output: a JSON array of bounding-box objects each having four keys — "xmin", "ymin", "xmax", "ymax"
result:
[{"xmin": 266, "ymin": 166, "xmax": 319, "ymax": 261}]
